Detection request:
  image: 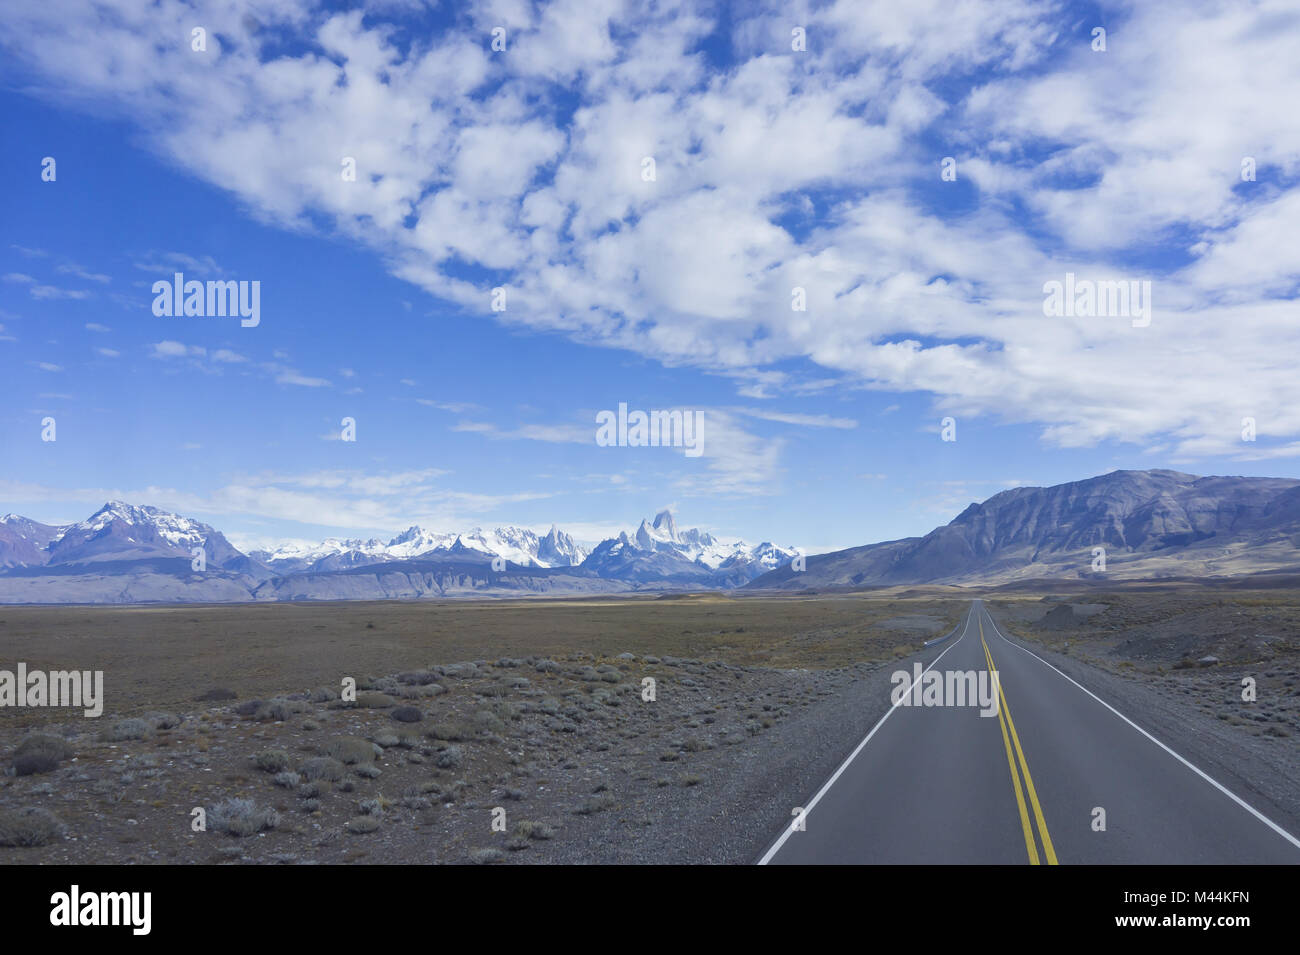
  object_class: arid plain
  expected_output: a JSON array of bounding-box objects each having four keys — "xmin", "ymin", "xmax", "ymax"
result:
[{"xmin": 1, "ymin": 587, "xmax": 1296, "ymax": 863}]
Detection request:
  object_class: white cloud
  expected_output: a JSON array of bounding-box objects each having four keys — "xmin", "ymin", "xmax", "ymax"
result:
[
  {"xmin": 150, "ymin": 340, "xmax": 205, "ymax": 359},
  {"xmin": 30, "ymin": 285, "xmax": 90, "ymax": 300},
  {"xmin": 3, "ymin": 0, "xmax": 1298, "ymax": 460},
  {"xmin": 57, "ymin": 263, "xmax": 111, "ymax": 283}
]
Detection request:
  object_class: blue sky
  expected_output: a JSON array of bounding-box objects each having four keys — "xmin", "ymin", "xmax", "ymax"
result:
[{"xmin": 3, "ymin": 0, "xmax": 1300, "ymax": 554}]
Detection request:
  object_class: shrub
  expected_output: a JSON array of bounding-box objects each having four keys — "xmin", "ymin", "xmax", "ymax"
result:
[
  {"xmin": 253, "ymin": 700, "xmax": 291, "ymax": 722},
  {"xmin": 435, "ymin": 746, "xmax": 463, "ymax": 769},
  {"xmin": 391, "ymin": 706, "xmax": 423, "ymax": 723},
  {"xmin": 0, "ymin": 807, "xmax": 65, "ymax": 847},
  {"xmin": 196, "ymin": 687, "xmax": 236, "ymax": 701},
  {"xmin": 272, "ymin": 771, "xmax": 301, "ymax": 789},
  {"xmin": 299, "ymin": 757, "xmax": 346, "ymax": 782},
  {"xmin": 354, "ymin": 764, "xmax": 382, "ymax": 779},
  {"xmin": 345, "ymin": 816, "xmax": 380, "ymax": 834},
  {"xmin": 353, "ymin": 692, "xmax": 395, "ymax": 709},
  {"xmin": 468, "ymin": 847, "xmax": 506, "ymax": 864},
  {"xmin": 323, "ymin": 736, "xmax": 380, "ymax": 765},
  {"xmin": 426, "ymin": 722, "xmax": 472, "ymax": 742},
  {"xmin": 146, "ymin": 712, "xmax": 183, "ymax": 730},
  {"xmin": 15, "ymin": 733, "xmax": 73, "ymax": 762},
  {"xmin": 207, "ymin": 798, "xmax": 279, "ymax": 837},
  {"xmin": 473, "ymin": 710, "xmax": 505, "ymax": 734},
  {"xmin": 397, "ymin": 670, "xmax": 440, "ymax": 686},
  {"xmin": 104, "ymin": 718, "xmax": 152, "ymax": 742},
  {"xmin": 574, "ymin": 792, "xmax": 616, "ymax": 815},
  {"xmin": 13, "ymin": 752, "xmax": 61, "ymax": 776},
  {"xmin": 513, "ymin": 820, "xmax": 555, "ymax": 840},
  {"xmin": 252, "ymin": 750, "xmax": 292, "ymax": 773}
]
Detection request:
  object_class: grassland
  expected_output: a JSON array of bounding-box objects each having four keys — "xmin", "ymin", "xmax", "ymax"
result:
[{"xmin": 0, "ymin": 593, "xmax": 963, "ymax": 727}]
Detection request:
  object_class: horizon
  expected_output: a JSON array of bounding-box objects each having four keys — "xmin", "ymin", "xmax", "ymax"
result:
[{"xmin": 6, "ymin": 464, "xmax": 1297, "ymax": 559}]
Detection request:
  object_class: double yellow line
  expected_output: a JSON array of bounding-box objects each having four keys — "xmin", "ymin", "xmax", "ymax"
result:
[{"xmin": 979, "ymin": 614, "xmax": 1058, "ymax": 865}]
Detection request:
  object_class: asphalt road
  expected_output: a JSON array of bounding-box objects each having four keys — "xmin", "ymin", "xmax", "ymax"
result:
[{"xmin": 761, "ymin": 600, "xmax": 1300, "ymax": 864}]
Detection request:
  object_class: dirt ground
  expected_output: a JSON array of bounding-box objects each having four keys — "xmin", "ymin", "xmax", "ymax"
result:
[
  {"xmin": 0, "ymin": 593, "xmax": 962, "ymax": 863},
  {"xmin": 4, "ymin": 587, "xmax": 1296, "ymax": 864}
]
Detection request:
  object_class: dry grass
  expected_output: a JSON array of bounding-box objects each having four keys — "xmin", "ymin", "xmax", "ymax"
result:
[{"xmin": 0, "ymin": 594, "xmax": 964, "ymax": 727}]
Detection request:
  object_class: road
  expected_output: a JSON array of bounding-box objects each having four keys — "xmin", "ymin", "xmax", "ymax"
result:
[{"xmin": 761, "ymin": 600, "xmax": 1300, "ymax": 864}]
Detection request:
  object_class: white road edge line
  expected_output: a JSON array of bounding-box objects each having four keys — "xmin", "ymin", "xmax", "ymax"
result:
[
  {"xmin": 756, "ymin": 606, "xmax": 975, "ymax": 865},
  {"xmin": 980, "ymin": 602, "xmax": 1300, "ymax": 853}
]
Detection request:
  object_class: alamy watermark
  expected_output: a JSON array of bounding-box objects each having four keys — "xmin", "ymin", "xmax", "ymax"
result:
[
  {"xmin": 50, "ymin": 885, "xmax": 150, "ymax": 935},
  {"xmin": 890, "ymin": 663, "xmax": 1000, "ymax": 717},
  {"xmin": 595, "ymin": 402, "xmax": 704, "ymax": 457},
  {"xmin": 0, "ymin": 663, "xmax": 103, "ymax": 717},
  {"xmin": 152, "ymin": 272, "xmax": 260, "ymax": 327},
  {"xmin": 1042, "ymin": 272, "xmax": 1151, "ymax": 327}
]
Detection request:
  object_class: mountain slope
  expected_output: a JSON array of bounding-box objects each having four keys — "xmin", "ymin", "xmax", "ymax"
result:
[
  {"xmin": 746, "ymin": 470, "xmax": 1300, "ymax": 590},
  {"xmin": 0, "ymin": 514, "xmax": 63, "ymax": 567}
]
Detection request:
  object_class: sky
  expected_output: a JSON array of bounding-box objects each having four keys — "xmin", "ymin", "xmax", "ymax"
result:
[{"xmin": 2, "ymin": 0, "xmax": 1299, "ymax": 555}]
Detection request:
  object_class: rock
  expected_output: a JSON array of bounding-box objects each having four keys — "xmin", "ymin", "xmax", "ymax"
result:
[{"xmin": 1198, "ymin": 655, "xmax": 1220, "ymax": 666}]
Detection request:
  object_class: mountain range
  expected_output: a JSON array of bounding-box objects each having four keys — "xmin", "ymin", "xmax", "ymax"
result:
[
  {"xmin": 0, "ymin": 502, "xmax": 798, "ymax": 603},
  {"xmin": 4, "ymin": 469, "xmax": 1300, "ymax": 603},
  {"xmin": 745, "ymin": 469, "xmax": 1300, "ymax": 590}
]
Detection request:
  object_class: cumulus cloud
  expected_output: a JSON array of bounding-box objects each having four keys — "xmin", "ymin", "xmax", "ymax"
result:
[{"xmin": 3, "ymin": 0, "xmax": 1299, "ymax": 459}]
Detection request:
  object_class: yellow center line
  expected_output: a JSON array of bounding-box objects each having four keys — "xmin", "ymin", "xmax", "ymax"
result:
[
  {"xmin": 980, "ymin": 613, "xmax": 1059, "ymax": 865},
  {"xmin": 985, "ymin": 636, "xmax": 1038, "ymax": 864}
]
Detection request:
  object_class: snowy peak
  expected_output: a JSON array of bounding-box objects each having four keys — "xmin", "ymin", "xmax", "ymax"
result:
[
  {"xmin": 43, "ymin": 500, "xmax": 248, "ymax": 570},
  {"xmin": 252, "ymin": 522, "xmax": 589, "ymax": 571},
  {"xmin": 583, "ymin": 510, "xmax": 799, "ymax": 581},
  {"xmin": 0, "ymin": 514, "xmax": 64, "ymax": 568},
  {"xmin": 384, "ymin": 526, "xmax": 457, "ymax": 559},
  {"xmin": 538, "ymin": 524, "xmax": 586, "ymax": 566},
  {"xmin": 68, "ymin": 500, "xmax": 213, "ymax": 549}
]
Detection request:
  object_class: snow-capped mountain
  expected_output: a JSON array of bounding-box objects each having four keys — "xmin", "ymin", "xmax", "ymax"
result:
[
  {"xmin": 537, "ymin": 524, "xmax": 586, "ymax": 566},
  {"xmin": 0, "ymin": 501, "xmax": 794, "ymax": 601},
  {"xmin": 0, "ymin": 514, "xmax": 63, "ymax": 567},
  {"xmin": 251, "ymin": 536, "xmax": 393, "ymax": 574},
  {"xmin": 250, "ymin": 523, "xmax": 590, "ymax": 572},
  {"xmin": 582, "ymin": 509, "xmax": 800, "ymax": 582},
  {"xmin": 384, "ymin": 526, "xmax": 459, "ymax": 559},
  {"xmin": 43, "ymin": 501, "xmax": 255, "ymax": 571}
]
